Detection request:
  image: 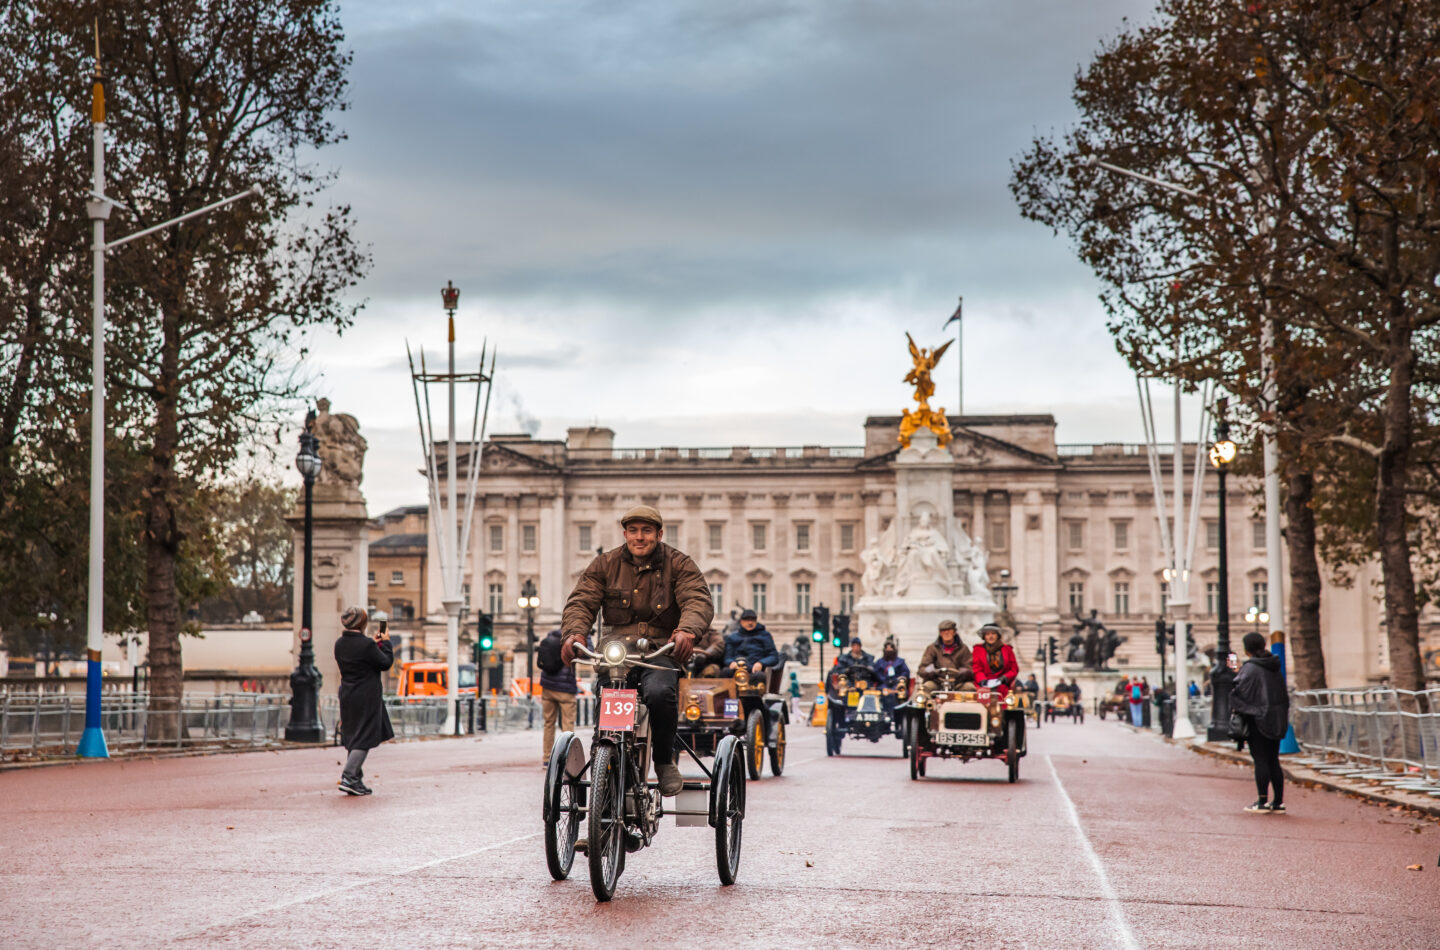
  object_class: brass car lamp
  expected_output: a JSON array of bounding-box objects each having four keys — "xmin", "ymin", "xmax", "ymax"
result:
[
  {"xmin": 1005, "ymin": 693, "xmax": 1019, "ymax": 708},
  {"xmin": 894, "ymin": 681, "xmax": 908, "ymax": 700},
  {"xmin": 684, "ymin": 701, "xmax": 702, "ymax": 721},
  {"xmin": 733, "ymin": 667, "xmax": 749, "ymax": 686},
  {"xmin": 835, "ymin": 675, "xmax": 849, "ymax": 692}
]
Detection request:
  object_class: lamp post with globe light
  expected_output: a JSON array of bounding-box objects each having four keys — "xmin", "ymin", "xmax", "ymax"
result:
[
  {"xmin": 1206, "ymin": 399, "xmax": 1238, "ymax": 742},
  {"xmin": 1246, "ymin": 606, "xmax": 1269, "ymax": 638},
  {"xmin": 518, "ymin": 579, "xmax": 540, "ymax": 727},
  {"xmin": 285, "ymin": 427, "xmax": 325, "ymax": 742}
]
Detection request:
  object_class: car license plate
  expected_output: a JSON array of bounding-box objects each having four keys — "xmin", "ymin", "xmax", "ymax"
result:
[
  {"xmin": 723, "ymin": 698, "xmax": 739, "ymax": 718},
  {"xmin": 598, "ymin": 689, "xmax": 639, "ymax": 731},
  {"xmin": 935, "ymin": 729, "xmax": 989, "ymax": 747},
  {"xmin": 853, "ymin": 713, "xmax": 881, "ymax": 722}
]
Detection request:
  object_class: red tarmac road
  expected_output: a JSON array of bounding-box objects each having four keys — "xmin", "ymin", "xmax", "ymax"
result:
[{"xmin": 3, "ymin": 718, "xmax": 1437, "ymax": 949}]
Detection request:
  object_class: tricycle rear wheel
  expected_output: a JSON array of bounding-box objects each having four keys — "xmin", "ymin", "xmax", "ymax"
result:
[
  {"xmin": 768, "ymin": 718, "xmax": 786, "ymax": 776},
  {"xmin": 713, "ymin": 736, "xmax": 745, "ymax": 885},
  {"xmin": 907, "ymin": 717, "xmax": 922, "ymax": 781}
]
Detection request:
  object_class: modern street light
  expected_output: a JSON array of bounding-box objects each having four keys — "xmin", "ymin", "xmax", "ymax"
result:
[
  {"xmin": 1206, "ymin": 399, "xmax": 1238, "ymax": 742},
  {"xmin": 77, "ymin": 56, "xmax": 259, "ymax": 758},
  {"xmin": 518, "ymin": 579, "xmax": 540, "ymax": 729},
  {"xmin": 285, "ymin": 428, "xmax": 324, "ymax": 742}
]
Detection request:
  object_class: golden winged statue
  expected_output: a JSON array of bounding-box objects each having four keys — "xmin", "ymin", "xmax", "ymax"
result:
[{"xmin": 900, "ymin": 332, "xmax": 954, "ymax": 448}]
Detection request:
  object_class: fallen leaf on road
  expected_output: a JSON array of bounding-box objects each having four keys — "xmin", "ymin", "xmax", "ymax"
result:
[
  {"xmin": 226, "ymin": 826, "xmax": 234, "ymax": 830},
  {"xmin": 805, "ymin": 860, "xmax": 814, "ymax": 868},
  {"xmin": 1406, "ymin": 864, "xmax": 1422, "ymax": 871}
]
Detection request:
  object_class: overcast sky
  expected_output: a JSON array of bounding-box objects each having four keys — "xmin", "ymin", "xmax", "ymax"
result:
[{"xmin": 293, "ymin": 0, "xmax": 1176, "ymax": 514}]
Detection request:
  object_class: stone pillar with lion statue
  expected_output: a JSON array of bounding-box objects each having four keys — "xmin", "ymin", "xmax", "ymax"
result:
[
  {"xmin": 286, "ymin": 398, "xmax": 371, "ymax": 706},
  {"xmin": 854, "ymin": 334, "xmax": 998, "ymax": 660}
]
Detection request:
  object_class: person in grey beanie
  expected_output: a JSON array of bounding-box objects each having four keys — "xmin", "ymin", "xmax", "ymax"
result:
[{"xmin": 334, "ymin": 606, "xmax": 394, "ymax": 795}]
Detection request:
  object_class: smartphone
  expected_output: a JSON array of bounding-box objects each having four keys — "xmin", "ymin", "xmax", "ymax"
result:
[
  {"xmin": 1226, "ymin": 652, "xmax": 1238, "ymax": 671},
  {"xmin": 378, "ymin": 619, "xmax": 388, "ymax": 637}
]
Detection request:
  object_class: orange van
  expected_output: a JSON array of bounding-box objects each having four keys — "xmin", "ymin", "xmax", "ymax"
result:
[{"xmin": 395, "ymin": 661, "xmax": 478, "ymax": 697}]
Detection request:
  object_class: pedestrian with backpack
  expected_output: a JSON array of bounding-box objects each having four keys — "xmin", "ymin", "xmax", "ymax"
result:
[{"xmin": 1230, "ymin": 632, "xmax": 1291, "ymax": 814}]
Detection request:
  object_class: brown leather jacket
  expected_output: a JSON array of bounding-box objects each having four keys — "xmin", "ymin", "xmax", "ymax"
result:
[
  {"xmin": 919, "ymin": 636, "xmax": 975, "ymax": 684},
  {"xmin": 560, "ymin": 542, "xmax": 714, "ymax": 647}
]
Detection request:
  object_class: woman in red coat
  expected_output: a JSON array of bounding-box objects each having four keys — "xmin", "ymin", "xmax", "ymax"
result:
[{"xmin": 972, "ymin": 623, "xmax": 1019, "ymax": 697}]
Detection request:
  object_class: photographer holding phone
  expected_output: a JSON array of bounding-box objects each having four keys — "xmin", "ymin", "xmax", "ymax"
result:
[{"xmin": 334, "ymin": 607, "xmax": 394, "ymax": 796}]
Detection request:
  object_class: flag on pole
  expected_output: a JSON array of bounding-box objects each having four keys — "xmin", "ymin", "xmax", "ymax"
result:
[{"xmin": 943, "ymin": 296, "xmax": 963, "ymax": 329}]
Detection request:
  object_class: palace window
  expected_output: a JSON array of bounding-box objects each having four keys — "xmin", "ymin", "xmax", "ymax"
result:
[
  {"xmin": 1113, "ymin": 582, "xmax": 1130, "ymax": 617},
  {"xmin": 1252, "ymin": 520, "xmax": 1266, "ymax": 550},
  {"xmin": 752, "ymin": 523, "xmax": 767, "ymax": 551},
  {"xmin": 1067, "ymin": 521, "xmax": 1084, "ymax": 551},
  {"xmin": 578, "ymin": 524, "xmax": 592, "ymax": 553},
  {"xmin": 1205, "ymin": 581, "xmax": 1220, "ymax": 615},
  {"xmin": 1068, "ymin": 582, "xmax": 1084, "ymax": 613},
  {"xmin": 795, "ymin": 582, "xmax": 811, "ymax": 615},
  {"xmin": 839, "ymin": 523, "xmax": 856, "ymax": 551},
  {"xmin": 1205, "ymin": 520, "xmax": 1220, "ymax": 550},
  {"xmin": 1160, "ymin": 581, "xmax": 1169, "ymax": 615},
  {"xmin": 709, "ymin": 583, "xmax": 724, "ymax": 616},
  {"xmin": 487, "ymin": 583, "xmax": 505, "ymax": 616},
  {"xmin": 1113, "ymin": 520, "xmax": 1130, "ymax": 551},
  {"xmin": 751, "ymin": 583, "xmax": 767, "ymax": 615},
  {"xmin": 839, "ymin": 582, "xmax": 855, "ymax": 614},
  {"xmin": 367, "ymin": 571, "xmax": 375, "ymax": 585},
  {"xmin": 390, "ymin": 570, "xmax": 404, "ymax": 586},
  {"xmin": 489, "ymin": 524, "xmax": 503, "ymax": 553},
  {"xmin": 795, "ymin": 523, "xmax": 811, "ymax": 552},
  {"xmin": 988, "ymin": 519, "xmax": 1008, "ymax": 551},
  {"xmin": 462, "ymin": 583, "xmax": 470, "ymax": 609},
  {"xmin": 522, "ymin": 524, "xmax": 537, "ymax": 553},
  {"xmin": 708, "ymin": 523, "xmax": 724, "ymax": 551},
  {"xmin": 1252, "ymin": 581, "xmax": 1268, "ymax": 612}
]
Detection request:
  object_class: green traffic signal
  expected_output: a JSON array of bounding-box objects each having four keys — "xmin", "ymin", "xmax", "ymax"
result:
[
  {"xmin": 480, "ymin": 634, "xmax": 494, "ymax": 650},
  {"xmin": 811, "ymin": 628, "xmax": 824, "ymax": 643}
]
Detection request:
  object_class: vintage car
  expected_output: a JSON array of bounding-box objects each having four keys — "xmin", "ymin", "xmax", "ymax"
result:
[
  {"xmin": 1096, "ymin": 689, "xmax": 1129, "ymax": 720},
  {"xmin": 676, "ymin": 661, "xmax": 789, "ymax": 780},
  {"xmin": 826, "ymin": 662, "xmax": 908, "ymax": 756},
  {"xmin": 1045, "ymin": 690, "xmax": 1084, "ymax": 723},
  {"xmin": 898, "ymin": 669, "xmax": 1027, "ymax": 782}
]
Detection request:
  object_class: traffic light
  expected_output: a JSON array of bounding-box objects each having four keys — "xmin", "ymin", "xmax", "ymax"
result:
[
  {"xmin": 477, "ymin": 612, "xmax": 494, "ymax": 652},
  {"xmin": 812, "ymin": 605, "xmax": 830, "ymax": 644},
  {"xmin": 1155, "ymin": 619, "xmax": 1167, "ymax": 656},
  {"xmin": 831, "ymin": 613, "xmax": 849, "ymax": 649},
  {"xmin": 1046, "ymin": 636, "xmax": 1058, "ymax": 665}
]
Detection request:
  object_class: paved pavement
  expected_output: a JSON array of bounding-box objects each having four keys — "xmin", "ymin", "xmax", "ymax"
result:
[{"xmin": 3, "ymin": 716, "xmax": 1437, "ymax": 948}]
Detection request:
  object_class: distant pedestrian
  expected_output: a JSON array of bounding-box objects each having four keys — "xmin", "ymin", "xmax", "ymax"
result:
[
  {"xmin": 1188, "ymin": 680, "xmax": 1200, "ymax": 698},
  {"xmin": 537, "ymin": 628, "xmax": 584, "ymax": 767},
  {"xmin": 1231, "ymin": 632, "xmax": 1291, "ymax": 814},
  {"xmin": 1128, "ymin": 678, "xmax": 1144, "ymax": 727},
  {"xmin": 787, "ymin": 671, "xmax": 802, "ymax": 718},
  {"xmin": 334, "ymin": 606, "xmax": 394, "ymax": 796}
]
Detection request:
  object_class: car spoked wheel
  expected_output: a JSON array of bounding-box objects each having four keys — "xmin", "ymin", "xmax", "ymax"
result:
[
  {"xmin": 768, "ymin": 719, "xmax": 786, "ymax": 776},
  {"xmin": 1005, "ymin": 718, "xmax": 1020, "ymax": 784},
  {"xmin": 545, "ymin": 776, "xmax": 579, "ymax": 880},
  {"xmin": 587, "ymin": 743, "xmax": 624, "ymax": 901},
  {"xmin": 713, "ymin": 739, "xmax": 745, "ymax": 885},
  {"xmin": 744, "ymin": 709, "xmax": 764, "ymax": 781},
  {"xmin": 907, "ymin": 717, "xmax": 923, "ymax": 781}
]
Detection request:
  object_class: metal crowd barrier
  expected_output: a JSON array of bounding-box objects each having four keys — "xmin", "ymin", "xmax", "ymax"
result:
[
  {"xmin": 0, "ymin": 692, "xmax": 290, "ymax": 756},
  {"xmin": 1290, "ymin": 688, "xmax": 1440, "ymax": 796}
]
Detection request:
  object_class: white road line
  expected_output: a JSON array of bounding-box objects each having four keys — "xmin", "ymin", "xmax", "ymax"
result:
[
  {"xmin": 1048, "ymin": 755, "xmax": 1141, "ymax": 950},
  {"xmin": 180, "ymin": 831, "xmax": 541, "ymax": 939}
]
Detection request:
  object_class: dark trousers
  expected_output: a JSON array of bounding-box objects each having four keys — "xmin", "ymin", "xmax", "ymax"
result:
[
  {"xmin": 1248, "ymin": 728, "xmax": 1284, "ymax": 805},
  {"xmin": 596, "ymin": 660, "xmax": 680, "ymax": 766}
]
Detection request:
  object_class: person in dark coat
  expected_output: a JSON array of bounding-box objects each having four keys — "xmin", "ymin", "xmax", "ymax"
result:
[
  {"xmin": 1231, "ymin": 632, "xmax": 1291, "ymax": 814},
  {"xmin": 537, "ymin": 628, "xmax": 585, "ymax": 766},
  {"xmin": 721, "ymin": 609, "xmax": 780, "ymax": 676},
  {"xmin": 334, "ymin": 606, "xmax": 394, "ymax": 795}
]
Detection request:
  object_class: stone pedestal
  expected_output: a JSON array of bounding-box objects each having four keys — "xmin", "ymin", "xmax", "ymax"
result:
[
  {"xmin": 288, "ymin": 491, "xmax": 369, "ymax": 702},
  {"xmin": 854, "ymin": 427, "xmax": 997, "ymax": 661}
]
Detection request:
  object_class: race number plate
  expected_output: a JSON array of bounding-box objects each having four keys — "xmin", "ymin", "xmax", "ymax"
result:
[
  {"xmin": 722, "ymin": 698, "xmax": 739, "ymax": 718},
  {"xmin": 974, "ymin": 688, "xmax": 993, "ymax": 705},
  {"xmin": 598, "ymin": 689, "xmax": 639, "ymax": 731},
  {"xmin": 935, "ymin": 730, "xmax": 989, "ymax": 747}
]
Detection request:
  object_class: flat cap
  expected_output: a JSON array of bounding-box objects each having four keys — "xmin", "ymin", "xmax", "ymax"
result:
[
  {"xmin": 619, "ymin": 505, "xmax": 663, "ymax": 528},
  {"xmin": 937, "ymin": 619, "xmax": 957, "ymax": 631}
]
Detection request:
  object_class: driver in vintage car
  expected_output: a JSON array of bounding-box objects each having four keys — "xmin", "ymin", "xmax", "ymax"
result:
[
  {"xmin": 687, "ymin": 625, "xmax": 727, "ymax": 677},
  {"xmin": 971, "ymin": 622, "xmax": 1020, "ymax": 697},
  {"xmin": 720, "ymin": 609, "xmax": 780, "ymax": 678},
  {"xmin": 559, "ymin": 506, "xmax": 714, "ymax": 796},
  {"xmin": 917, "ymin": 619, "xmax": 974, "ymax": 691}
]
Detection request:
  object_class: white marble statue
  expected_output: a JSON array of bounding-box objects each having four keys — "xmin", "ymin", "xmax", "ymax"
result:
[
  {"xmin": 964, "ymin": 543, "xmax": 991, "ymax": 599},
  {"xmin": 894, "ymin": 511, "xmax": 953, "ymax": 596}
]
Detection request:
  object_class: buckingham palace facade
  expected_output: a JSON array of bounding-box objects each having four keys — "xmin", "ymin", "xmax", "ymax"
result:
[{"xmin": 414, "ymin": 414, "xmax": 1407, "ymax": 687}]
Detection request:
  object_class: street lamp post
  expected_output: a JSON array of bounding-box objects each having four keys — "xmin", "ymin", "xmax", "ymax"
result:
[
  {"xmin": 1245, "ymin": 606, "xmax": 1270, "ymax": 638},
  {"xmin": 285, "ymin": 429, "xmax": 324, "ymax": 742},
  {"xmin": 518, "ymin": 579, "xmax": 539, "ymax": 728},
  {"xmin": 1207, "ymin": 400, "xmax": 1238, "ymax": 741},
  {"xmin": 76, "ymin": 54, "xmax": 259, "ymax": 759}
]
